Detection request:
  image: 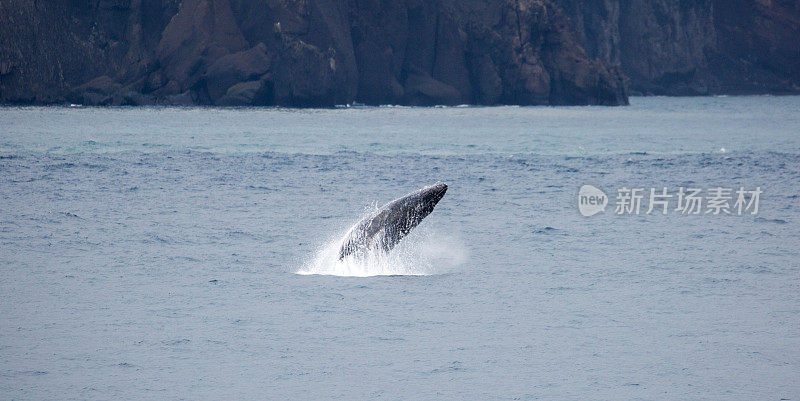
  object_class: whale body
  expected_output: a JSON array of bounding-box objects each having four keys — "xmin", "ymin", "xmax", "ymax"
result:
[{"xmin": 338, "ymin": 183, "xmax": 447, "ymax": 260}]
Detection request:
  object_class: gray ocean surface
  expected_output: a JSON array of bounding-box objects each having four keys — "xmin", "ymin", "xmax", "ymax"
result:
[{"xmin": 1, "ymin": 97, "xmax": 799, "ymax": 399}]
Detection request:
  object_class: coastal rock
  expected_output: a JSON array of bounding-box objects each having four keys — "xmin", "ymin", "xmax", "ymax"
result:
[
  {"xmin": 554, "ymin": 0, "xmax": 800, "ymax": 95},
  {"xmin": 1, "ymin": 0, "xmax": 797, "ymax": 105},
  {"xmin": 269, "ymin": 35, "xmax": 341, "ymax": 107},
  {"xmin": 403, "ymin": 71, "xmax": 463, "ymax": 106},
  {"xmin": 711, "ymin": 0, "xmax": 800, "ymax": 94},
  {"xmin": 201, "ymin": 43, "xmax": 272, "ymax": 101},
  {"xmin": 216, "ymin": 79, "xmax": 273, "ymax": 106},
  {"xmin": 155, "ymin": 0, "xmax": 248, "ymax": 93}
]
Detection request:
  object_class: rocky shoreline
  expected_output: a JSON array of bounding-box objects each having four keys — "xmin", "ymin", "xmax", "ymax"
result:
[{"xmin": 0, "ymin": 0, "xmax": 797, "ymax": 107}]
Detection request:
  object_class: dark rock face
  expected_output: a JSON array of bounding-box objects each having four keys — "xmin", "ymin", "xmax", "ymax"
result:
[
  {"xmin": 617, "ymin": 0, "xmax": 717, "ymax": 95},
  {"xmin": 554, "ymin": 0, "xmax": 800, "ymax": 95},
  {"xmin": 711, "ymin": 0, "xmax": 800, "ymax": 94},
  {"xmin": 0, "ymin": 0, "xmax": 181, "ymax": 105},
  {"xmin": 0, "ymin": 0, "xmax": 796, "ymax": 106},
  {"xmin": 346, "ymin": 0, "xmax": 628, "ymax": 106},
  {"xmin": 0, "ymin": 0, "xmax": 627, "ymax": 106}
]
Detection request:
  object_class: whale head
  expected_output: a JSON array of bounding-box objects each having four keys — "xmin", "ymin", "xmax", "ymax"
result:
[{"xmin": 412, "ymin": 182, "xmax": 447, "ymax": 215}]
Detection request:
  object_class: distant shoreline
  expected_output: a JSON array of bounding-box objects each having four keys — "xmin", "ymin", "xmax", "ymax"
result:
[{"xmin": 2, "ymin": 94, "xmax": 799, "ymax": 110}]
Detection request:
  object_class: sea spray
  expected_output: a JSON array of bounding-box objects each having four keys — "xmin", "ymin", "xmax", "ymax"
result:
[{"xmin": 297, "ymin": 207, "xmax": 467, "ymax": 277}]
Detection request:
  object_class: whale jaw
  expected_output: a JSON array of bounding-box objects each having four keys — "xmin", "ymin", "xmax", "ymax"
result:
[{"xmin": 338, "ymin": 183, "xmax": 447, "ymax": 260}]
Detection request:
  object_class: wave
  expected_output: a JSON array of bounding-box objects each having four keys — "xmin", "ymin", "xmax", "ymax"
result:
[{"xmin": 297, "ymin": 210, "xmax": 467, "ymax": 277}]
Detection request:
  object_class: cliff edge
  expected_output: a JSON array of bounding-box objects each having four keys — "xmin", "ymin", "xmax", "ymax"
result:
[{"xmin": 1, "ymin": 0, "xmax": 797, "ymax": 106}]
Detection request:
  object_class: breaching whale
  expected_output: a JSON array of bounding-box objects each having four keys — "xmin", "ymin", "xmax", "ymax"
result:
[{"xmin": 338, "ymin": 182, "xmax": 447, "ymax": 260}]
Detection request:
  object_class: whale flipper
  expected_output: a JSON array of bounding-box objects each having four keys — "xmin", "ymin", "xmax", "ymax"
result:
[{"xmin": 338, "ymin": 183, "xmax": 447, "ymax": 260}]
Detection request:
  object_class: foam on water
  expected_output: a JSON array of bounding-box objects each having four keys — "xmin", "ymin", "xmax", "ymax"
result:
[{"xmin": 297, "ymin": 209, "xmax": 467, "ymax": 277}]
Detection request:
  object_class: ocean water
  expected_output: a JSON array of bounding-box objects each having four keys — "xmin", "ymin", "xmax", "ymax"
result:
[{"xmin": 1, "ymin": 96, "xmax": 799, "ymax": 399}]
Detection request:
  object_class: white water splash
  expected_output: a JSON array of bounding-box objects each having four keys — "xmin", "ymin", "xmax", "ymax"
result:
[{"xmin": 297, "ymin": 217, "xmax": 467, "ymax": 277}]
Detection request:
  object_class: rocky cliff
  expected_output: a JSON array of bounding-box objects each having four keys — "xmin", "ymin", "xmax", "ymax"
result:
[
  {"xmin": 555, "ymin": 0, "xmax": 800, "ymax": 95},
  {"xmin": 0, "ymin": 0, "xmax": 797, "ymax": 106}
]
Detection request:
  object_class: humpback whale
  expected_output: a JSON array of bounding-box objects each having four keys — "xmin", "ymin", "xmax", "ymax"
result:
[{"xmin": 338, "ymin": 183, "xmax": 447, "ymax": 260}]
